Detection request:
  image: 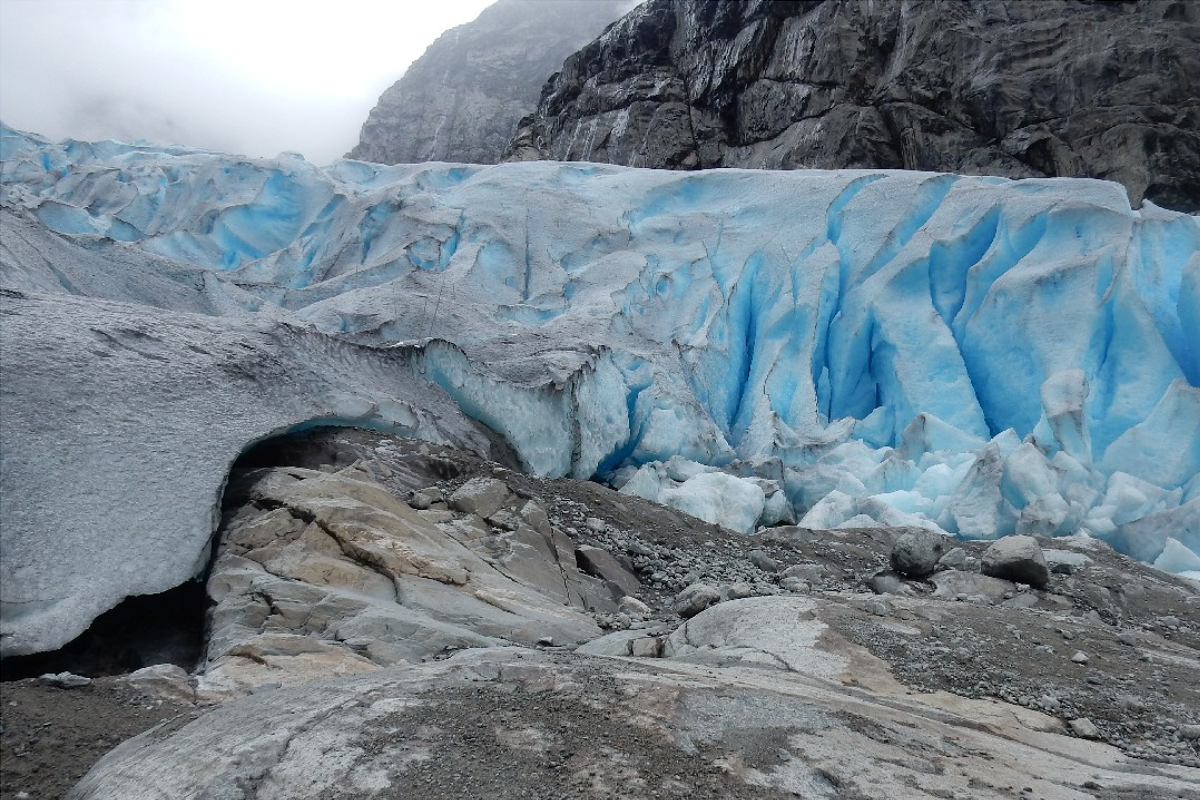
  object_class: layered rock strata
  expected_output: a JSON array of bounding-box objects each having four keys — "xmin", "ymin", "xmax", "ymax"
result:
[{"xmin": 506, "ymin": 0, "xmax": 1200, "ymax": 211}]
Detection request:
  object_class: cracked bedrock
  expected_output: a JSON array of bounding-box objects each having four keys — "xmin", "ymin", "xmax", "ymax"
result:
[{"xmin": 1, "ymin": 123, "xmax": 1197, "ymax": 656}]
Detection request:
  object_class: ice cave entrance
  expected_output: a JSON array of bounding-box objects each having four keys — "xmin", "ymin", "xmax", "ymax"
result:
[
  {"xmin": 0, "ymin": 584, "xmax": 205, "ymax": 681},
  {"xmin": 0, "ymin": 424, "xmax": 408, "ymax": 681}
]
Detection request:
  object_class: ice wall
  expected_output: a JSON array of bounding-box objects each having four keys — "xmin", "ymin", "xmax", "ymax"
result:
[
  {"xmin": 2, "ymin": 123, "xmax": 1198, "ymax": 574},
  {"xmin": 0, "ymin": 288, "xmax": 502, "ymax": 656}
]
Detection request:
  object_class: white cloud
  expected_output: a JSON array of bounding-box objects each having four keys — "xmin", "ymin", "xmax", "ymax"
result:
[{"xmin": 0, "ymin": 0, "xmax": 494, "ymax": 163}]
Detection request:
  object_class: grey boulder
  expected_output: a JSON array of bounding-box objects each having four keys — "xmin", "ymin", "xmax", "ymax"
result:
[
  {"xmin": 981, "ymin": 535, "xmax": 1051, "ymax": 588},
  {"xmin": 889, "ymin": 529, "xmax": 952, "ymax": 578},
  {"xmin": 673, "ymin": 582, "xmax": 721, "ymax": 619},
  {"xmin": 447, "ymin": 476, "xmax": 511, "ymax": 518}
]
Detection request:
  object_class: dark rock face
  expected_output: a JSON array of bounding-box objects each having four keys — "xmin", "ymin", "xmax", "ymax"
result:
[
  {"xmin": 347, "ymin": 0, "xmax": 635, "ymax": 165},
  {"xmin": 506, "ymin": 0, "xmax": 1200, "ymax": 211}
]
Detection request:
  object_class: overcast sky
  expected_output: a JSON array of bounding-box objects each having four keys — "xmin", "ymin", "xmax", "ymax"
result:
[{"xmin": 0, "ymin": 0, "xmax": 495, "ymax": 163}]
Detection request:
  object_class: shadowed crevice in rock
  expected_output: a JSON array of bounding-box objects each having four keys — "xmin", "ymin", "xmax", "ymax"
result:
[
  {"xmin": 221, "ymin": 425, "xmax": 470, "ymax": 510},
  {"xmin": 230, "ymin": 425, "xmax": 372, "ymax": 474},
  {"xmin": 232, "ymin": 419, "xmax": 522, "ymax": 480}
]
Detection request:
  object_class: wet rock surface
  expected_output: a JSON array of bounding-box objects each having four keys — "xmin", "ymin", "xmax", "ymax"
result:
[
  {"xmin": 507, "ymin": 0, "xmax": 1200, "ymax": 212},
  {"xmin": 3, "ymin": 429, "xmax": 1199, "ymax": 798}
]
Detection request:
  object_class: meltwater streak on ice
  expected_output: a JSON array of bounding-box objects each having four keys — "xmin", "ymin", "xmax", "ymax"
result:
[{"xmin": 2, "ymin": 123, "xmax": 1198, "ymax": 566}]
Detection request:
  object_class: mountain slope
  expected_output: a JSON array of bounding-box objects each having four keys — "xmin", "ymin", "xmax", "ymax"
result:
[
  {"xmin": 347, "ymin": 0, "xmax": 634, "ymax": 165},
  {"xmin": 505, "ymin": 0, "xmax": 1200, "ymax": 211}
]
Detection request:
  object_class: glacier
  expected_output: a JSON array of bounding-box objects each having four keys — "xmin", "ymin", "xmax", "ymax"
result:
[{"xmin": 1, "ymin": 123, "xmax": 1198, "ymax": 655}]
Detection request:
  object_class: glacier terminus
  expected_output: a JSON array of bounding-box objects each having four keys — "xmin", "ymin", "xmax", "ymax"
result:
[{"xmin": 1, "ymin": 123, "xmax": 1197, "ymax": 656}]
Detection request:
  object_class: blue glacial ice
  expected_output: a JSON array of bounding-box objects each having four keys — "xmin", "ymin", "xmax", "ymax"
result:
[{"xmin": 2, "ymin": 122, "xmax": 1198, "ymax": 609}]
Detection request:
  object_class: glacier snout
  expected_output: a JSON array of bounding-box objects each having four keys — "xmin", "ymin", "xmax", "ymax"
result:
[{"xmin": 2, "ymin": 125, "xmax": 1199, "ymax": 654}]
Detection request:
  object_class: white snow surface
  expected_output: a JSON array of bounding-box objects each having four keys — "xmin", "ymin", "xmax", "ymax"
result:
[{"xmin": 2, "ymin": 125, "xmax": 1198, "ymax": 653}]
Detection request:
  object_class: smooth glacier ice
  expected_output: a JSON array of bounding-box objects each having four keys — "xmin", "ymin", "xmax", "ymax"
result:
[{"xmin": 2, "ymin": 125, "xmax": 1198, "ymax": 652}]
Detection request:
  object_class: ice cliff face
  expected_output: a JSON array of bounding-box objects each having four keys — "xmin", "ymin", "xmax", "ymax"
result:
[
  {"xmin": 347, "ymin": 0, "xmax": 634, "ymax": 165},
  {"xmin": 1, "ymin": 123, "xmax": 1198, "ymax": 655},
  {"xmin": 505, "ymin": 0, "xmax": 1200, "ymax": 213}
]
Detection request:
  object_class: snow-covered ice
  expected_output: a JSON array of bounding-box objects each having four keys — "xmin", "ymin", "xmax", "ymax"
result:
[{"xmin": 2, "ymin": 124, "xmax": 1197, "ymax": 653}]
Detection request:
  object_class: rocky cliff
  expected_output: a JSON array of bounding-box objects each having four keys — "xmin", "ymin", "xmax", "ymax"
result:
[
  {"xmin": 506, "ymin": 0, "xmax": 1200, "ymax": 211},
  {"xmin": 347, "ymin": 0, "xmax": 634, "ymax": 165}
]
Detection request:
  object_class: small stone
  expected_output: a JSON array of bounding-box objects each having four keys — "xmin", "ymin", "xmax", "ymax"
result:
[
  {"xmin": 748, "ymin": 549, "xmax": 780, "ymax": 573},
  {"xmin": 585, "ymin": 517, "xmax": 607, "ymax": 533},
  {"xmin": 536, "ymin": 636, "xmax": 555, "ymax": 646},
  {"xmin": 780, "ymin": 577, "xmax": 810, "ymax": 593},
  {"xmin": 1179, "ymin": 724, "xmax": 1200, "ymax": 741},
  {"xmin": 630, "ymin": 637, "xmax": 662, "ymax": 658},
  {"xmin": 674, "ymin": 583, "xmax": 721, "ymax": 619},
  {"xmin": 1071, "ymin": 651, "xmax": 1089, "ymax": 664},
  {"xmin": 871, "ymin": 601, "xmax": 889, "ymax": 616},
  {"xmin": 781, "ymin": 564, "xmax": 824, "ymax": 583},
  {"xmin": 618, "ymin": 596, "xmax": 651, "ymax": 617},
  {"xmin": 935, "ymin": 547, "xmax": 967, "ymax": 572},
  {"xmin": 1117, "ymin": 630, "xmax": 1139, "ymax": 646},
  {"xmin": 38, "ymin": 672, "xmax": 91, "ymax": 689},
  {"xmin": 725, "ymin": 582, "xmax": 755, "ymax": 600},
  {"xmin": 1068, "ymin": 717, "xmax": 1101, "ymax": 739},
  {"xmin": 407, "ymin": 491, "xmax": 432, "ymax": 510}
]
